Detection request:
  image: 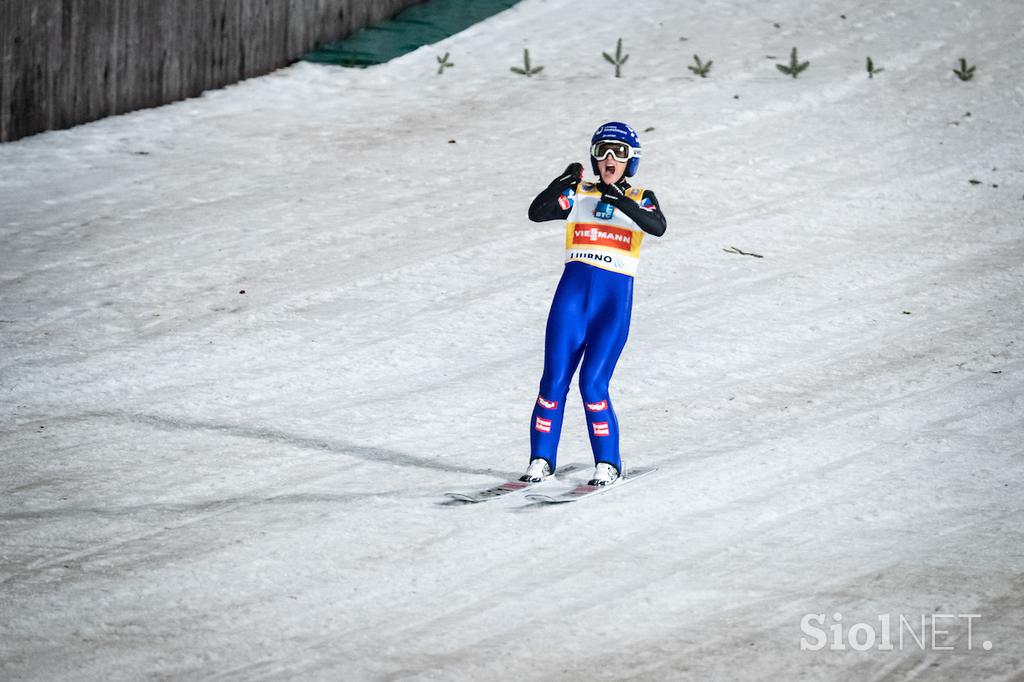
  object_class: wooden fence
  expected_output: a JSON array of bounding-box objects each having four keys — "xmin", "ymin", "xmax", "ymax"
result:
[{"xmin": 0, "ymin": 0, "xmax": 422, "ymax": 142}]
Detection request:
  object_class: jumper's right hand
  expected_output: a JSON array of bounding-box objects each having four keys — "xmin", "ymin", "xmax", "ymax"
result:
[{"xmin": 552, "ymin": 162, "xmax": 583, "ymax": 188}]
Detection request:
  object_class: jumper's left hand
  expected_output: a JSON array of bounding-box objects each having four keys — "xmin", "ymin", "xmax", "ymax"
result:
[{"xmin": 597, "ymin": 181, "xmax": 628, "ymax": 206}]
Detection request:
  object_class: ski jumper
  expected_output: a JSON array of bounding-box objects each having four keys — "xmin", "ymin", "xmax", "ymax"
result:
[{"xmin": 528, "ymin": 178, "xmax": 667, "ymax": 474}]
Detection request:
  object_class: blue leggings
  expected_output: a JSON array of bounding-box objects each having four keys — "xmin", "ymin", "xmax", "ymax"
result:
[{"xmin": 530, "ymin": 261, "xmax": 633, "ymax": 472}]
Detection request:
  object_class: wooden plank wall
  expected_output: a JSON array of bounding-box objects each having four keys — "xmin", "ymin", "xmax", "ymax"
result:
[{"xmin": 0, "ymin": 0, "xmax": 423, "ymax": 142}]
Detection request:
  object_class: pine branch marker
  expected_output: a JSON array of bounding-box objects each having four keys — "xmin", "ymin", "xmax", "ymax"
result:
[
  {"xmin": 510, "ymin": 49, "xmax": 544, "ymax": 77},
  {"xmin": 437, "ymin": 52, "xmax": 454, "ymax": 75},
  {"xmin": 723, "ymin": 246, "xmax": 764, "ymax": 258},
  {"xmin": 866, "ymin": 56, "xmax": 884, "ymax": 78},
  {"xmin": 603, "ymin": 38, "xmax": 629, "ymax": 78},
  {"xmin": 776, "ymin": 47, "xmax": 809, "ymax": 78},
  {"xmin": 953, "ymin": 58, "xmax": 976, "ymax": 81},
  {"xmin": 687, "ymin": 54, "xmax": 713, "ymax": 78}
]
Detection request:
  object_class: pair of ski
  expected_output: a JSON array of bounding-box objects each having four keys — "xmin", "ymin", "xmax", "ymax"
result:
[{"xmin": 445, "ymin": 463, "xmax": 657, "ymax": 505}]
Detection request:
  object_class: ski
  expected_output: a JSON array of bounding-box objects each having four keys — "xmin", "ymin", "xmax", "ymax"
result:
[
  {"xmin": 524, "ymin": 466, "xmax": 657, "ymax": 504},
  {"xmin": 444, "ymin": 463, "xmax": 583, "ymax": 503}
]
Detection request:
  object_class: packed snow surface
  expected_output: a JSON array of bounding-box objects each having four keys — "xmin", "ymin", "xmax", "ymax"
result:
[{"xmin": 1, "ymin": 0, "xmax": 1022, "ymax": 679}]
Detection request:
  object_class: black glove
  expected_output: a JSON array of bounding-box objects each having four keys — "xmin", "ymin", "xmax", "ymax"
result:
[
  {"xmin": 597, "ymin": 181, "xmax": 627, "ymax": 206},
  {"xmin": 552, "ymin": 162, "xmax": 583, "ymax": 189}
]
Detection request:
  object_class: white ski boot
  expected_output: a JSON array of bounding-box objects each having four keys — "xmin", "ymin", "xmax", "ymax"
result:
[
  {"xmin": 519, "ymin": 458, "xmax": 553, "ymax": 483},
  {"xmin": 587, "ymin": 462, "xmax": 621, "ymax": 487}
]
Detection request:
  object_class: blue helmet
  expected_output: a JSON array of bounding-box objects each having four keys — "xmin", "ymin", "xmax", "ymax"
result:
[{"xmin": 590, "ymin": 121, "xmax": 642, "ymax": 178}]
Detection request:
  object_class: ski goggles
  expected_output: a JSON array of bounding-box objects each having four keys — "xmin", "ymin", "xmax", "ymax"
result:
[{"xmin": 590, "ymin": 140, "xmax": 640, "ymax": 162}]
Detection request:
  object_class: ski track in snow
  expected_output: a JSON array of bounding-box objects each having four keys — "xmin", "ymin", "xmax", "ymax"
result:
[{"xmin": 1, "ymin": 0, "xmax": 1023, "ymax": 679}]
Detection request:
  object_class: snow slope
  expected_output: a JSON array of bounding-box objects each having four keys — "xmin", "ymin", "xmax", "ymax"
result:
[{"xmin": 1, "ymin": 0, "xmax": 1022, "ymax": 679}]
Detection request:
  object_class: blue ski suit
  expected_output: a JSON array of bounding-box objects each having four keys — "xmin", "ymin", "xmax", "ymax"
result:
[{"xmin": 528, "ymin": 174, "xmax": 667, "ymax": 474}]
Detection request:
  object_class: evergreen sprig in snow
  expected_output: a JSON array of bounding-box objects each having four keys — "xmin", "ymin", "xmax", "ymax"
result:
[
  {"xmin": 688, "ymin": 54, "xmax": 713, "ymax": 78},
  {"xmin": 436, "ymin": 52, "xmax": 454, "ymax": 75},
  {"xmin": 776, "ymin": 47, "xmax": 810, "ymax": 78},
  {"xmin": 953, "ymin": 58, "xmax": 977, "ymax": 81},
  {"xmin": 603, "ymin": 38, "xmax": 629, "ymax": 78},
  {"xmin": 866, "ymin": 56, "xmax": 884, "ymax": 78},
  {"xmin": 510, "ymin": 49, "xmax": 544, "ymax": 77}
]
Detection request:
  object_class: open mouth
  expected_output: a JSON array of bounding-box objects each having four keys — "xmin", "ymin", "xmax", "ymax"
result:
[{"xmin": 603, "ymin": 161, "xmax": 617, "ymax": 175}]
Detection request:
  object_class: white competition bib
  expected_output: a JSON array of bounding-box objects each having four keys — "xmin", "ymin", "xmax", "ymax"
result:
[{"xmin": 563, "ymin": 182, "xmax": 646, "ymax": 277}]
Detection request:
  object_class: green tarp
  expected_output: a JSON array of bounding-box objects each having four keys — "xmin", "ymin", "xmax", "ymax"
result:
[{"xmin": 302, "ymin": 0, "xmax": 523, "ymax": 67}]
